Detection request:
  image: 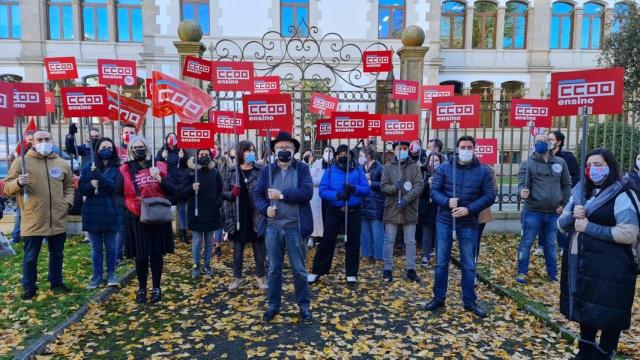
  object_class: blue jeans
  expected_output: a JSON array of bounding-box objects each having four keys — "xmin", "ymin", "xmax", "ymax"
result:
[
  {"xmin": 12, "ymin": 207, "xmax": 20, "ymax": 242},
  {"xmin": 265, "ymin": 224, "xmax": 310, "ymax": 312},
  {"xmin": 214, "ymin": 229, "xmax": 223, "ymax": 244},
  {"xmin": 360, "ymin": 218, "xmax": 384, "ymax": 260},
  {"xmin": 22, "ymin": 233, "xmax": 66, "ymax": 292},
  {"xmin": 433, "ymin": 222, "xmax": 478, "ymax": 306},
  {"xmin": 88, "ymin": 232, "xmax": 117, "ymax": 281},
  {"xmin": 192, "ymin": 231, "xmax": 213, "ymax": 269},
  {"xmin": 177, "ymin": 201, "xmax": 188, "ymax": 231},
  {"xmin": 517, "ymin": 209, "xmax": 559, "ymax": 278}
]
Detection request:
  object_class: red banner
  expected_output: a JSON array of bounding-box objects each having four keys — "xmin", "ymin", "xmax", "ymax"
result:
[
  {"xmin": 330, "ymin": 112, "xmax": 369, "ymax": 139},
  {"xmin": 362, "ymin": 50, "xmax": 393, "ymax": 73},
  {"xmin": 381, "ymin": 114, "xmax": 419, "ymax": 142},
  {"xmin": 98, "ymin": 59, "xmax": 137, "ymax": 86},
  {"xmin": 242, "ymin": 93, "xmax": 292, "ymax": 134},
  {"xmin": 510, "ymin": 99, "xmax": 552, "ymax": 128},
  {"xmin": 61, "ymin": 86, "xmax": 109, "ymax": 117},
  {"xmin": 104, "ymin": 90, "xmax": 148, "ymax": 129},
  {"xmin": 475, "ymin": 138, "xmax": 498, "ymax": 165},
  {"xmin": 432, "ymin": 95, "xmax": 480, "ymax": 129},
  {"xmin": 152, "ymin": 71, "xmax": 213, "ymax": 123},
  {"xmin": 550, "ymin": 67, "xmax": 624, "ymax": 116},
  {"xmin": 14, "ymin": 118, "xmax": 37, "ymax": 155},
  {"xmin": 13, "ymin": 83, "xmax": 46, "ymax": 117},
  {"xmin": 177, "ymin": 122, "xmax": 215, "ymax": 150},
  {"xmin": 44, "ymin": 56, "xmax": 78, "ymax": 81},
  {"xmin": 421, "ymin": 85, "xmax": 455, "ymax": 110},
  {"xmin": 44, "ymin": 92, "xmax": 55, "ymax": 113},
  {"xmin": 253, "ymin": 76, "xmax": 280, "ymax": 94},
  {"xmin": 392, "ymin": 80, "xmax": 419, "ymax": 101},
  {"xmin": 211, "ymin": 61, "xmax": 254, "ymax": 92},
  {"xmin": 367, "ymin": 114, "xmax": 381, "ymax": 137},
  {"xmin": 316, "ymin": 119, "xmax": 332, "ymax": 141},
  {"xmin": 209, "ymin": 110, "xmax": 245, "ymax": 135},
  {"xmin": 145, "ymin": 78, "xmax": 153, "ymax": 100},
  {"xmin": 309, "ymin": 92, "xmax": 339, "ymax": 116},
  {"xmin": 182, "ymin": 55, "xmax": 212, "ymax": 81},
  {"xmin": 0, "ymin": 82, "xmax": 15, "ymax": 127}
]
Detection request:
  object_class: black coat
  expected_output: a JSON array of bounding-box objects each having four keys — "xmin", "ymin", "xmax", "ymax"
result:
[
  {"xmin": 156, "ymin": 146, "xmax": 189, "ymax": 204},
  {"xmin": 555, "ymin": 150, "xmax": 580, "ymax": 187},
  {"xmin": 181, "ymin": 158, "xmax": 223, "ymax": 232},
  {"xmin": 560, "ymin": 189, "xmax": 637, "ymax": 331}
]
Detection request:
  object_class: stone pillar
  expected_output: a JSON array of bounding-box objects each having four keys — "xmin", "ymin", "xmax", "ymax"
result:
[
  {"xmin": 396, "ymin": 25, "xmax": 429, "ymax": 116},
  {"xmin": 107, "ymin": 0, "xmax": 116, "ymax": 42},
  {"xmin": 496, "ymin": 6, "xmax": 506, "ymax": 50},
  {"xmin": 19, "ymin": 0, "xmax": 46, "ymax": 81},
  {"xmin": 573, "ymin": 8, "xmax": 584, "ymax": 50},
  {"xmin": 464, "ymin": 6, "xmax": 474, "ymax": 49},
  {"xmin": 527, "ymin": 0, "xmax": 552, "ymax": 98},
  {"xmin": 173, "ymin": 21, "xmax": 206, "ymax": 85}
]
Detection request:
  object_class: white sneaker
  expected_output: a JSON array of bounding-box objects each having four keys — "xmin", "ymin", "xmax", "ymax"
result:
[
  {"xmin": 307, "ymin": 238, "xmax": 315, "ymax": 248},
  {"xmin": 346, "ymin": 276, "xmax": 357, "ymax": 283},
  {"xmin": 307, "ymin": 273, "xmax": 319, "ymax": 284},
  {"xmin": 228, "ymin": 278, "xmax": 242, "ymax": 292},
  {"xmin": 533, "ymin": 247, "xmax": 544, "ymax": 256}
]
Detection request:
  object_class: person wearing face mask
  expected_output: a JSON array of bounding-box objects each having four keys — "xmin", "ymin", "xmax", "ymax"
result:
[
  {"xmin": 425, "ymin": 135, "xmax": 495, "ymax": 318},
  {"xmin": 516, "ymin": 133, "xmax": 572, "ymax": 285},
  {"xmin": 157, "ymin": 133, "xmax": 189, "ymax": 244},
  {"xmin": 307, "ymin": 144, "xmax": 370, "ymax": 285},
  {"xmin": 78, "ymin": 138, "xmax": 123, "ymax": 289},
  {"xmin": 309, "ymin": 145, "xmax": 335, "ymax": 246},
  {"xmin": 624, "ymin": 153, "xmax": 640, "ymax": 194},
  {"xmin": 380, "ymin": 141, "xmax": 424, "ymax": 283},
  {"xmin": 222, "ymin": 141, "xmax": 268, "ymax": 292},
  {"xmin": 182, "ymin": 148, "xmax": 223, "ymax": 279},
  {"xmin": 558, "ymin": 148, "xmax": 639, "ymax": 360},
  {"xmin": 115, "ymin": 123, "xmax": 138, "ymax": 263},
  {"xmin": 359, "ymin": 147, "xmax": 385, "ymax": 263},
  {"xmin": 549, "ymin": 131, "xmax": 580, "ymax": 187},
  {"xmin": 65, "ymin": 124, "xmax": 102, "ymax": 168},
  {"xmin": 120, "ymin": 136, "xmax": 177, "ymax": 304},
  {"xmin": 253, "ymin": 132, "xmax": 313, "ymax": 322},
  {"xmin": 4, "ymin": 131, "xmax": 75, "ymax": 300},
  {"xmin": 419, "ymin": 152, "xmax": 444, "ymax": 266}
]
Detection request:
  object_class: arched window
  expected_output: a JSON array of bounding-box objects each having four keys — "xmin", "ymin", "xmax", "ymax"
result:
[
  {"xmin": 441, "ymin": 1, "xmax": 466, "ymax": 49},
  {"xmin": 281, "ymin": 0, "xmax": 309, "ymax": 37},
  {"xmin": 550, "ymin": 2, "xmax": 574, "ymax": 49},
  {"xmin": 581, "ymin": 2, "xmax": 604, "ymax": 49},
  {"xmin": 48, "ymin": 0, "xmax": 73, "ymax": 40},
  {"xmin": 0, "ymin": 74, "xmax": 22, "ymax": 82},
  {"xmin": 440, "ymin": 80, "xmax": 464, "ymax": 95},
  {"xmin": 473, "ymin": 1, "xmax": 498, "ymax": 49},
  {"xmin": 82, "ymin": 0, "xmax": 108, "ymax": 41},
  {"xmin": 116, "ymin": 0, "xmax": 142, "ymax": 42},
  {"xmin": 378, "ymin": 0, "xmax": 406, "ymax": 39},
  {"xmin": 504, "ymin": 1, "xmax": 527, "ymax": 49},
  {"xmin": 500, "ymin": 81, "xmax": 525, "ymax": 126},
  {"xmin": 611, "ymin": 2, "xmax": 630, "ymax": 34},
  {"xmin": 181, "ymin": 0, "xmax": 210, "ymax": 36},
  {"xmin": 471, "ymin": 81, "xmax": 494, "ymax": 128},
  {"xmin": 0, "ymin": 0, "xmax": 20, "ymax": 39}
]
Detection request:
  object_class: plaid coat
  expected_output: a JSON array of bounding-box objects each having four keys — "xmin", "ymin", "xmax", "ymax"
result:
[{"xmin": 79, "ymin": 161, "xmax": 124, "ymax": 233}]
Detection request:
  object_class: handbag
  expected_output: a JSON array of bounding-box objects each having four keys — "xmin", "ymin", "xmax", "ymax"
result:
[{"xmin": 130, "ymin": 165, "xmax": 173, "ymax": 225}]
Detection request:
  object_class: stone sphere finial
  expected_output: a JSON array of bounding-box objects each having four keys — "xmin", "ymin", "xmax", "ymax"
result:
[
  {"xmin": 177, "ymin": 20, "xmax": 203, "ymax": 42},
  {"xmin": 401, "ymin": 25, "xmax": 425, "ymax": 47}
]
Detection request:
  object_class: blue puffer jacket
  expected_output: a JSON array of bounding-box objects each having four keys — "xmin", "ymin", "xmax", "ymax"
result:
[
  {"xmin": 320, "ymin": 163, "xmax": 370, "ymax": 208},
  {"xmin": 431, "ymin": 157, "xmax": 495, "ymax": 228},
  {"xmin": 361, "ymin": 161, "xmax": 384, "ymax": 220}
]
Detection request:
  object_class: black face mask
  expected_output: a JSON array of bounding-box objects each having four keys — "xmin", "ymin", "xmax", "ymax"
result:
[
  {"xmin": 277, "ymin": 150, "xmax": 292, "ymax": 163},
  {"xmin": 198, "ymin": 156, "xmax": 210, "ymax": 166},
  {"xmin": 303, "ymin": 155, "xmax": 311, "ymax": 163},
  {"xmin": 337, "ymin": 156, "xmax": 348, "ymax": 165},
  {"xmin": 133, "ymin": 149, "xmax": 146, "ymax": 161}
]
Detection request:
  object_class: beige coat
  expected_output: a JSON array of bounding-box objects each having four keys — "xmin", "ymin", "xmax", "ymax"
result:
[
  {"xmin": 3, "ymin": 149, "xmax": 74, "ymax": 237},
  {"xmin": 478, "ymin": 166, "xmax": 498, "ymax": 224}
]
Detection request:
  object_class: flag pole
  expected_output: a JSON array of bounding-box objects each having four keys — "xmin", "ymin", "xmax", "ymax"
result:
[
  {"xmin": 17, "ymin": 117, "xmax": 28, "ymax": 203},
  {"xmin": 86, "ymin": 117, "xmax": 98, "ymax": 195},
  {"xmin": 233, "ymin": 91, "xmax": 240, "ymax": 231},
  {"xmin": 116, "ymin": 85, "xmax": 122, "ymax": 151},
  {"xmin": 452, "ymin": 120, "xmax": 458, "ymax": 240},
  {"xmin": 345, "ymin": 137, "xmax": 350, "ymax": 245},
  {"xmin": 150, "ymin": 67, "xmax": 156, "ymax": 167}
]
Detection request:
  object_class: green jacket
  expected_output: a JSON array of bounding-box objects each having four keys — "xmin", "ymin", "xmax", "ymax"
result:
[
  {"xmin": 518, "ymin": 152, "xmax": 572, "ymax": 213},
  {"xmin": 380, "ymin": 158, "xmax": 424, "ymax": 224}
]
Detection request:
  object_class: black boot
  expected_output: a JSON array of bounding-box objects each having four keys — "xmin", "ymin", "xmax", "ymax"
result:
[
  {"xmin": 135, "ymin": 288, "xmax": 146, "ymax": 303},
  {"xmin": 574, "ymin": 340, "xmax": 596, "ymax": 360},
  {"xmin": 180, "ymin": 230, "xmax": 189, "ymax": 244},
  {"xmin": 150, "ymin": 288, "xmax": 162, "ymax": 303}
]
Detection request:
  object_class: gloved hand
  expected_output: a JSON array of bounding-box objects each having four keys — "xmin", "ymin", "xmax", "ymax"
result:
[
  {"xmin": 395, "ymin": 181, "xmax": 403, "ymax": 191},
  {"xmin": 337, "ymin": 191, "xmax": 350, "ymax": 201},
  {"xmin": 397, "ymin": 199, "xmax": 408, "ymax": 209},
  {"xmin": 91, "ymin": 166, "xmax": 101, "ymax": 179},
  {"xmin": 231, "ymin": 185, "xmax": 241, "ymax": 198},
  {"xmin": 69, "ymin": 123, "xmax": 78, "ymax": 135},
  {"xmin": 344, "ymin": 184, "xmax": 356, "ymax": 194}
]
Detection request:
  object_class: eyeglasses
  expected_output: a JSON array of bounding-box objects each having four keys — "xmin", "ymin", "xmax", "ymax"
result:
[{"xmin": 275, "ymin": 146, "xmax": 295, "ymax": 152}]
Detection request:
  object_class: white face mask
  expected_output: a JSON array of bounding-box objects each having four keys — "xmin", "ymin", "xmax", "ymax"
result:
[
  {"xmin": 323, "ymin": 152, "xmax": 333, "ymax": 162},
  {"xmin": 358, "ymin": 157, "xmax": 367, "ymax": 166},
  {"xmin": 458, "ymin": 149, "xmax": 474, "ymax": 163},
  {"xmin": 35, "ymin": 142, "xmax": 54, "ymax": 156}
]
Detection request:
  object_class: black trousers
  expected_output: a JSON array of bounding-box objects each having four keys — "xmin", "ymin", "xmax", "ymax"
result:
[
  {"xmin": 135, "ymin": 254, "xmax": 163, "ymax": 289},
  {"xmin": 579, "ymin": 323, "xmax": 621, "ymax": 356},
  {"xmin": 312, "ymin": 206, "xmax": 361, "ymax": 277},
  {"xmin": 232, "ymin": 240, "xmax": 267, "ymax": 279}
]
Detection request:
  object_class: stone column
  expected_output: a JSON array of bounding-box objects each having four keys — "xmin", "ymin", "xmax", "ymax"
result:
[
  {"xmin": 527, "ymin": 0, "xmax": 552, "ymax": 98},
  {"xmin": 464, "ymin": 6, "xmax": 474, "ymax": 49},
  {"xmin": 573, "ymin": 7, "xmax": 584, "ymax": 50},
  {"xmin": 396, "ymin": 25, "xmax": 429, "ymax": 116},
  {"xmin": 107, "ymin": 0, "xmax": 116, "ymax": 42},
  {"xmin": 71, "ymin": 0, "xmax": 81, "ymax": 42},
  {"xmin": 173, "ymin": 21, "xmax": 207, "ymax": 86},
  {"xmin": 496, "ymin": 6, "xmax": 506, "ymax": 50}
]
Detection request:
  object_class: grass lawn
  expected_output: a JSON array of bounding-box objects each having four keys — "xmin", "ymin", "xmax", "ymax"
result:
[{"xmin": 0, "ymin": 235, "xmax": 132, "ymax": 359}]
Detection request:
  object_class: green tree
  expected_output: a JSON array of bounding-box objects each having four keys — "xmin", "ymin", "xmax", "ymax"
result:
[{"xmin": 579, "ymin": 121, "xmax": 640, "ymax": 172}]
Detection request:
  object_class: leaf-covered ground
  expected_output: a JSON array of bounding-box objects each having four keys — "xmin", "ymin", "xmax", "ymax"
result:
[
  {"xmin": 36, "ymin": 239, "xmax": 577, "ymax": 359},
  {"xmin": 477, "ymin": 234, "xmax": 640, "ymax": 358},
  {"xmin": 0, "ymin": 235, "xmax": 132, "ymax": 359}
]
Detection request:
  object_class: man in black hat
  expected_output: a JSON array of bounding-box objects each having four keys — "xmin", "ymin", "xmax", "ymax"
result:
[
  {"xmin": 380, "ymin": 140, "xmax": 424, "ymax": 283},
  {"xmin": 254, "ymin": 131, "xmax": 314, "ymax": 322}
]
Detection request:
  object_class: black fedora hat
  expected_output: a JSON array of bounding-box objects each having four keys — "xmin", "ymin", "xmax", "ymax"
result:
[{"xmin": 270, "ymin": 131, "xmax": 300, "ymax": 154}]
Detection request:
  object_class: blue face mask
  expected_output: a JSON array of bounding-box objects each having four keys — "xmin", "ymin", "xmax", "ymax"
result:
[
  {"xmin": 588, "ymin": 166, "xmax": 609, "ymax": 184},
  {"xmin": 397, "ymin": 150, "xmax": 409, "ymax": 161},
  {"xmin": 534, "ymin": 141, "xmax": 549, "ymax": 154},
  {"xmin": 98, "ymin": 148, "xmax": 113, "ymax": 160},
  {"xmin": 244, "ymin": 151, "xmax": 256, "ymax": 164}
]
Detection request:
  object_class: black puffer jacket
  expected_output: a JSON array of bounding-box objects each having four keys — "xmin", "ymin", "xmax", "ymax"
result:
[{"xmin": 181, "ymin": 157, "xmax": 223, "ymax": 232}]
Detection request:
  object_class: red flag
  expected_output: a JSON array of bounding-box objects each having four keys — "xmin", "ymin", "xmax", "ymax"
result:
[
  {"xmin": 102, "ymin": 90, "xmax": 148, "ymax": 130},
  {"xmin": 475, "ymin": 138, "xmax": 498, "ymax": 165},
  {"xmin": 0, "ymin": 82, "xmax": 15, "ymax": 127},
  {"xmin": 243, "ymin": 93, "xmax": 293, "ymax": 135},
  {"xmin": 510, "ymin": 99, "xmax": 552, "ymax": 128},
  {"xmin": 431, "ymin": 95, "xmax": 480, "ymax": 129},
  {"xmin": 98, "ymin": 59, "xmax": 137, "ymax": 86},
  {"xmin": 44, "ymin": 56, "xmax": 78, "ymax": 81},
  {"xmin": 316, "ymin": 119, "xmax": 332, "ymax": 141},
  {"xmin": 145, "ymin": 78, "xmax": 153, "ymax": 100},
  {"xmin": 550, "ymin": 67, "xmax": 624, "ymax": 116},
  {"xmin": 177, "ymin": 122, "xmax": 215, "ymax": 150},
  {"xmin": 14, "ymin": 117, "xmax": 37, "ymax": 155},
  {"xmin": 182, "ymin": 56, "xmax": 212, "ymax": 81},
  {"xmin": 253, "ymin": 76, "xmax": 280, "ymax": 94},
  {"xmin": 209, "ymin": 110, "xmax": 245, "ymax": 135},
  {"xmin": 330, "ymin": 112, "xmax": 369, "ymax": 139},
  {"xmin": 152, "ymin": 71, "xmax": 213, "ymax": 123},
  {"xmin": 421, "ymin": 85, "xmax": 455, "ymax": 110},
  {"xmin": 392, "ymin": 80, "xmax": 419, "ymax": 101},
  {"xmin": 44, "ymin": 92, "xmax": 55, "ymax": 113},
  {"xmin": 381, "ymin": 114, "xmax": 420, "ymax": 142},
  {"xmin": 309, "ymin": 92, "xmax": 339, "ymax": 116},
  {"xmin": 362, "ymin": 51, "xmax": 393, "ymax": 73},
  {"xmin": 210, "ymin": 61, "xmax": 254, "ymax": 92},
  {"xmin": 13, "ymin": 83, "xmax": 46, "ymax": 116}
]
